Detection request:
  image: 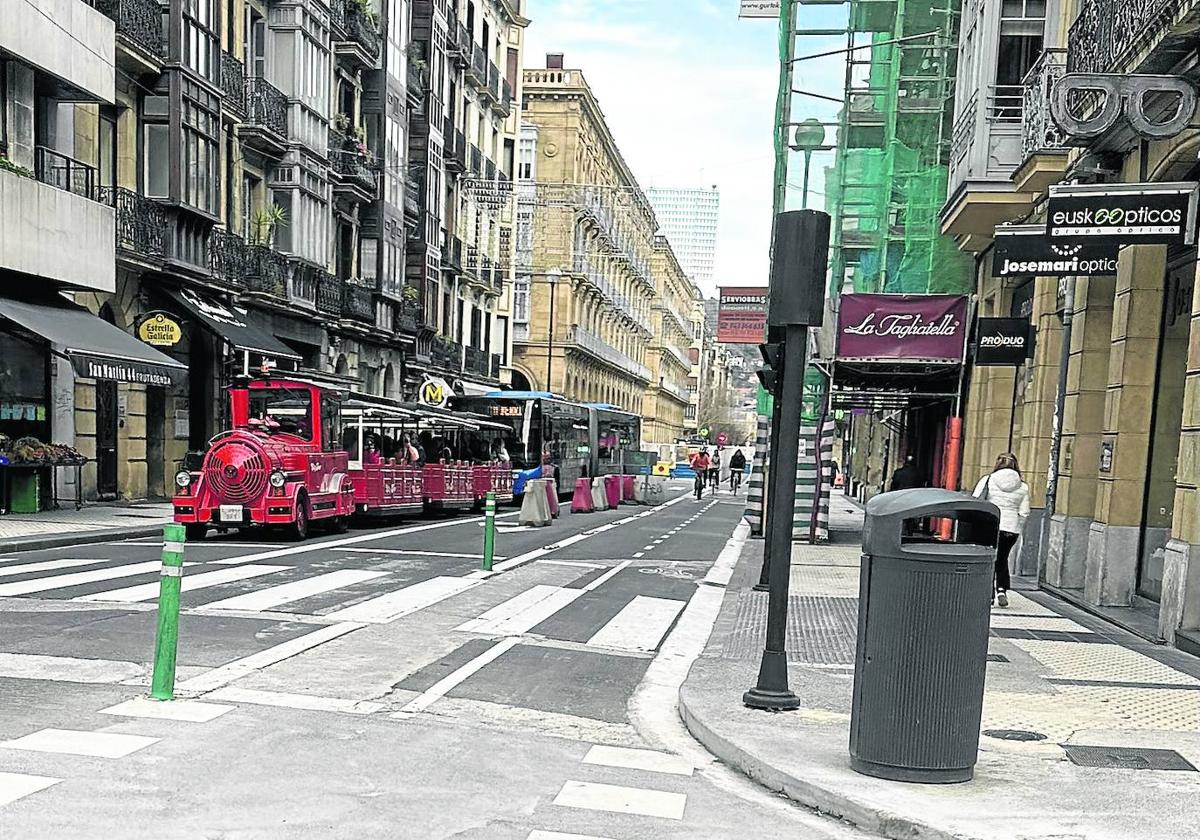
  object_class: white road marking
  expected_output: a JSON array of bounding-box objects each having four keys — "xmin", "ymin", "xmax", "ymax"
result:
[
  {"xmin": 332, "ymin": 548, "xmax": 505, "ymax": 560},
  {"xmin": 2, "ymin": 729, "xmax": 159, "ymax": 759},
  {"xmin": 0, "ymin": 560, "xmax": 165, "ymax": 597},
  {"xmin": 200, "ymin": 569, "xmax": 388, "ymax": 612},
  {"xmin": 100, "ymin": 697, "xmax": 234, "ymax": 722},
  {"xmin": 75, "ymin": 564, "xmax": 288, "ymax": 603},
  {"xmin": 632, "ymin": 552, "xmax": 645, "ymax": 558},
  {"xmin": 536, "ymin": 559, "xmax": 604, "ymax": 569},
  {"xmin": 175, "ymin": 622, "xmax": 363, "ymax": 695},
  {"xmin": 321, "ymin": 576, "xmax": 480, "ymax": 624},
  {"xmin": 642, "ymin": 545, "xmax": 655, "ymax": 551},
  {"xmin": 112, "ymin": 541, "xmax": 278, "ymax": 549},
  {"xmin": 209, "ymin": 686, "xmax": 384, "ymax": 715},
  {"xmin": 209, "ymin": 514, "xmax": 517, "ymax": 565},
  {"xmin": 0, "ymin": 558, "xmax": 114, "ymax": 579},
  {"xmin": 581, "ymin": 560, "xmax": 631, "ymax": 592},
  {"xmin": 0, "ymin": 772, "xmax": 60, "ymax": 807},
  {"xmin": 587, "ymin": 596, "xmax": 687, "ymax": 653},
  {"xmin": 395, "ymin": 637, "xmax": 521, "ymax": 716},
  {"xmin": 527, "ymin": 833, "xmax": 616, "ymax": 840},
  {"xmin": 583, "ymin": 744, "xmax": 695, "ymax": 776},
  {"xmin": 0, "ymin": 652, "xmax": 145, "ymax": 684},
  {"xmin": 456, "ymin": 585, "xmax": 584, "ymax": 636},
  {"xmin": 552, "ymin": 780, "xmax": 686, "ymax": 820}
]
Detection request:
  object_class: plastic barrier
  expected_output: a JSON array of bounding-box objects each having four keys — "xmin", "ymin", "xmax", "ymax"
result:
[
  {"xmin": 519, "ymin": 478, "xmax": 553, "ymax": 526},
  {"xmin": 571, "ymin": 477, "xmax": 594, "ymax": 513},
  {"xmin": 544, "ymin": 478, "xmax": 560, "ymax": 518},
  {"xmin": 645, "ymin": 475, "xmax": 666, "ymax": 504},
  {"xmin": 632, "ymin": 475, "xmax": 648, "ymax": 504},
  {"xmin": 621, "ymin": 475, "xmax": 635, "ymax": 502},
  {"xmin": 591, "ymin": 476, "xmax": 610, "ymax": 510},
  {"xmin": 604, "ymin": 475, "xmax": 622, "ymax": 509}
]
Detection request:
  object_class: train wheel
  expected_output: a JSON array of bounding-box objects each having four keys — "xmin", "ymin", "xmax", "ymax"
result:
[
  {"xmin": 184, "ymin": 524, "xmax": 207, "ymax": 542},
  {"xmin": 288, "ymin": 498, "xmax": 310, "ymax": 541}
]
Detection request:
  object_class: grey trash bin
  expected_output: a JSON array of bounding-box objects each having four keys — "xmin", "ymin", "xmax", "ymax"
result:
[{"xmin": 849, "ymin": 488, "xmax": 999, "ymax": 784}]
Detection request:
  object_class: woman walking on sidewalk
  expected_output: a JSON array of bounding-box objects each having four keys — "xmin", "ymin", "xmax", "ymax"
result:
[{"xmin": 971, "ymin": 453, "xmax": 1030, "ymax": 607}]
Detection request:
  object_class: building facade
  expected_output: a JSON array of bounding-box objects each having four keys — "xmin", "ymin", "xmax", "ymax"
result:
[
  {"xmin": 511, "ymin": 56, "xmax": 656, "ymax": 412},
  {"xmin": 646, "ymin": 185, "xmax": 718, "ymax": 291},
  {"xmin": 643, "ymin": 235, "xmax": 694, "ymax": 450},
  {"xmin": 941, "ymin": 0, "xmax": 1200, "ymax": 654}
]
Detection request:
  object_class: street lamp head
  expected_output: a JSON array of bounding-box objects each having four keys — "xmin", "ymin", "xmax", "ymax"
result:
[{"xmin": 791, "ymin": 118, "xmax": 826, "ymax": 151}]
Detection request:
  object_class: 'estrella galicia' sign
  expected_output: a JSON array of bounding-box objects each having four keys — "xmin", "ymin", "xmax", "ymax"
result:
[
  {"xmin": 992, "ymin": 225, "xmax": 1118, "ymax": 278},
  {"xmin": 975, "ymin": 318, "xmax": 1031, "ymax": 366},
  {"xmin": 1047, "ymin": 182, "xmax": 1199, "ymax": 246}
]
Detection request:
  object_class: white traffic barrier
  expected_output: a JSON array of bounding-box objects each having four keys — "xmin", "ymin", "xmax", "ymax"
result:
[
  {"xmin": 646, "ymin": 475, "xmax": 666, "ymax": 504},
  {"xmin": 519, "ymin": 478, "xmax": 553, "ymax": 526},
  {"xmin": 633, "ymin": 475, "xmax": 648, "ymax": 504},
  {"xmin": 591, "ymin": 476, "xmax": 610, "ymax": 511}
]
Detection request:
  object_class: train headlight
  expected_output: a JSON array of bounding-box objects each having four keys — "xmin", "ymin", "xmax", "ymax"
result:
[
  {"xmin": 174, "ymin": 470, "xmax": 192, "ymax": 489},
  {"xmin": 269, "ymin": 470, "xmax": 287, "ymax": 488}
]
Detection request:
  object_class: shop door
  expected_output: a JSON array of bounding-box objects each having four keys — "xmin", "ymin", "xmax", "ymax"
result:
[
  {"xmin": 96, "ymin": 381, "xmax": 119, "ymax": 498},
  {"xmin": 146, "ymin": 387, "xmax": 165, "ymax": 498}
]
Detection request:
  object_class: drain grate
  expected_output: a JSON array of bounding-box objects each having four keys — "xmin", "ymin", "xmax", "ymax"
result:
[
  {"xmin": 986, "ymin": 653, "xmax": 1009, "ymax": 663},
  {"xmin": 984, "ymin": 729, "xmax": 1046, "ymax": 742},
  {"xmin": 1062, "ymin": 745, "xmax": 1197, "ymax": 771}
]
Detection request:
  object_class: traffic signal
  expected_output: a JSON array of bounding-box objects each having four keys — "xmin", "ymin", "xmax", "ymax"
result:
[{"xmin": 757, "ymin": 341, "xmax": 782, "ymax": 394}]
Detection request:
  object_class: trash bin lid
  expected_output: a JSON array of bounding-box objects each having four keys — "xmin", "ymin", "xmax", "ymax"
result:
[{"xmin": 864, "ymin": 488, "xmax": 999, "ymax": 558}]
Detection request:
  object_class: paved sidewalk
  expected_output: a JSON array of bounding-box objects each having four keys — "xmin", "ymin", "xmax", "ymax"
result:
[
  {"xmin": 680, "ymin": 492, "xmax": 1200, "ymax": 840},
  {"xmin": 0, "ymin": 502, "xmax": 173, "ymax": 553}
]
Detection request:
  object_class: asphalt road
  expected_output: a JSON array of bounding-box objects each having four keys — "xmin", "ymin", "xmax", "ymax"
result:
[{"xmin": 0, "ymin": 481, "xmax": 872, "ymax": 839}]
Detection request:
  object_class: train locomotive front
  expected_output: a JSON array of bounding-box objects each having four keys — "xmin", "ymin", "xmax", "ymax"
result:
[{"xmin": 174, "ymin": 379, "xmax": 355, "ymax": 540}]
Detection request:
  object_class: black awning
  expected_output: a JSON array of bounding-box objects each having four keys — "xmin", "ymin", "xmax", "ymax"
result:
[
  {"xmin": 0, "ymin": 296, "xmax": 187, "ymax": 386},
  {"xmin": 165, "ymin": 288, "xmax": 301, "ymax": 360}
]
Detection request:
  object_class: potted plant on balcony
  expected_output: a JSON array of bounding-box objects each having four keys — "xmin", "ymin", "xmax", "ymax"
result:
[
  {"xmin": 353, "ymin": 0, "xmax": 378, "ymax": 27},
  {"xmin": 251, "ymin": 203, "xmax": 289, "ymax": 247},
  {"xmin": 334, "ymin": 112, "xmax": 352, "ymax": 133},
  {"xmin": 0, "ymin": 156, "xmax": 34, "ymax": 179}
]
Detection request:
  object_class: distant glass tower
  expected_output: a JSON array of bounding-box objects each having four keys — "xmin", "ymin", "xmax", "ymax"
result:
[{"xmin": 647, "ymin": 186, "xmax": 719, "ymax": 293}]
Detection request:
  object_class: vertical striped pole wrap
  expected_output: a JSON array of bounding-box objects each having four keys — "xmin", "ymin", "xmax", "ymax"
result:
[
  {"xmin": 791, "ymin": 418, "xmax": 836, "ymax": 543},
  {"xmin": 483, "ymin": 491, "xmax": 496, "ymax": 571},
  {"xmin": 745, "ymin": 412, "xmax": 770, "ymax": 534},
  {"xmin": 150, "ymin": 523, "xmax": 185, "ymax": 701}
]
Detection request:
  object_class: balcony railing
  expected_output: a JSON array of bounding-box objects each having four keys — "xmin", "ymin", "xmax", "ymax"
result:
[
  {"xmin": 97, "ymin": 0, "xmax": 163, "ymax": 58},
  {"xmin": 1067, "ymin": 0, "xmax": 1176, "ymax": 75},
  {"xmin": 985, "ymin": 84, "xmax": 1024, "ymax": 124},
  {"xmin": 34, "ymin": 146, "xmax": 97, "ymax": 201},
  {"xmin": 452, "ymin": 24, "xmax": 471, "ymax": 65},
  {"xmin": 220, "ymin": 52, "xmax": 246, "ymax": 115},
  {"xmin": 499, "ymin": 78, "xmax": 514, "ymax": 116},
  {"xmin": 338, "ymin": 0, "xmax": 381, "ymax": 60},
  {"xmin": 244, "ymin": 244, "xmax": 289, "ymax": 298},
  {"xmin": 446, "ymin": 128, "xmax": 468, "ymax": 172},
  {"xmin": 404, "ymin": 171, "xmax": 421, "ymax": 218},
  {"xmin": 485, "ymin": 61, "xmax": 500, "ymax": 102},
  {"xmin": 464, "ymin": 345, "xmax": 495, "ymax": 379},
  {"xmin": 407, "ymin": 61, "xmax": 426, "ymax": 102},
  {"xmin": 468, "ymin": 45, "xmax": 487, "ymax": 85},
  {"xmin": 469, "ymin": 144, "xmax": 482, "ymax": 175},
  {"xmin": 342, "ymin": 281, "xmax": 374, "ymax": 322},
  {"xmin": 659, "ymin": 378, "xmax": 690, "ymax": 402},
  {"xmin": 317, "ymin": 272, "xmax": 342, "ymax": 315},
  {"xmin": 329, "ymin": 133, "xmax": 376, "ymax": 194},
  {"xmin": 443, "ymin": 232, "xmax": 463, "ymax": 270},
  {"xmin": 431, "ymin": 336, "xmax": 463, "ymax": 371},
  {"xmin": 102, "ymin": 187, "xmax": 166, "ymax": 260},
  {"xmin": 569, "ymin": 325, "xmax": 651, "ymax": 381},
  {"xmin": 209, "ymin": 228, "xmax": 246, "ymax": 287},
  {"xmin": 245, "ymin": 77, "xmax": 288, "ymax": 139},
  {"xmin": 1022, "ymin": 49, "xmax": 1068, "ymax": 157}
]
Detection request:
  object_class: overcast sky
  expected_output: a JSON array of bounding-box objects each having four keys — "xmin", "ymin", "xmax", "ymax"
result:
[{"xmin": 523, "ymin": 0, "xmax": 790, "ymax": 298}]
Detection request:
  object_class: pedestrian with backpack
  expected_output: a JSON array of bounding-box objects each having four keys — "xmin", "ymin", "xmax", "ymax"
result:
[{"xmin": 971, "ymin": 453, "xmax": 1030, "ymax": 607}]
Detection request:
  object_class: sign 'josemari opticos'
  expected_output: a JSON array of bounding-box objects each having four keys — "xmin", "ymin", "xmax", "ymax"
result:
[
  {"xmin": 1047, "ymin": 182, "xmax": 1200, "ymax": 246},
  {"xmin": 992, "ymin": 225, "xmax": 1118, "ymax": 278},
  {"xmin": 836, "ymin": 294, "xmax": 968, "ymax": 363}
]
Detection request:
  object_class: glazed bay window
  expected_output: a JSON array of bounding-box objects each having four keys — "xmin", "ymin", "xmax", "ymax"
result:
[
  {"xmin": 143, "ymin": 93, "xmax": 170, "ymax": 198},
  {"xmin": 183, "ymin": 0, "xmax": 220, "ymax": 82},
  {"xmin": 182, "ymin": 83, "xmax": 220, "ymax": 214}
]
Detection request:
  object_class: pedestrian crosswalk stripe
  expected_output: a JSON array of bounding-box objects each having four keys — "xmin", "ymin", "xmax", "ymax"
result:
[
  {"xmin": 73, "ymin": 564, "xmax": 289, "ymax": 603},
  {"xmin": 0, "ymin": 772, "xmax": 60, "ymax": 807},
  {"xmin": 552, "ymin": 780, "xmax": 686, "ymax": 820},
  {"xmin": 582, "ymin": 744, "xmax": 694, "ymax": 776},
  {"xmin": 527, "ymin": 832, "xmax": 616, "ymax": 840},
  {"xmin": 456, "ymin": 585, "xmax": 583, "ymax": 636},
  {"xmin": 208, "ymin": 686, "xmax": 384, "ymax": 715},
  {"xmin": 321, "ymin": 576, "xmax": 480, "ymax": 624},
  {"xmin": 0, "ymin": 560, "xmax": 165, "ymax": 597},
  {"xmin": 587, "ymin": 595, "xmax": 687, "ymax": 653},
  {"xmin": 0, "ymin": 557, "xmax": 114, "ymax": 579},
  {"xmin": 200, "ymin": 569, "xmax": 388, "ymax": 612},
  {"xmin": 100, "ymin": 697, "xmax": 235, "ymax": 722},
  {"xmin": 396, "ymin": 637, "xmax": 521, "ymax": 716},
  {"xmin": 2, "ymin": 729, "xmax": 159, "ymax": 759}
]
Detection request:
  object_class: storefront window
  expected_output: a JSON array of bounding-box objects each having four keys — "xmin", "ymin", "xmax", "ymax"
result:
[{"xmin": 0, "ymin": 332, "xmax": 49, "ymax": 442}]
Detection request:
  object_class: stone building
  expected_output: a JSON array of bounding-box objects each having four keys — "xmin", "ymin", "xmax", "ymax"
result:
[
  {"xmin": 643, "ymin": 236, "xmax": 695, "ymax": 450},
  {"xmin": 510, "ymin": 55, "xmax": 656, "ymax": 412}
]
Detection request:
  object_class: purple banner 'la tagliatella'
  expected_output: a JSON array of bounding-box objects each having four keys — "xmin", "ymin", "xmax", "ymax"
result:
[{"xmin": 836, "ymin": 294, "xmax": 968, "ymax": 362}]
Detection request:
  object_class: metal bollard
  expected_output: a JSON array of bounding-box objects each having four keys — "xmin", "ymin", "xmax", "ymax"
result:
[
  {"xmin": 482, "ymin": 491, "xmax": 496, "ymax": 571},
  {"xmin": 150, "ymin": 523, "xmax": 186, "ymax": 701}
]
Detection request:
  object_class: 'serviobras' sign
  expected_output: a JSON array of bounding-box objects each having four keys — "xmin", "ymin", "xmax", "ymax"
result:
[
  {"xmin": 992, "ymin": 225, "xmax": 1118, "ymax": 278},
  {"xmin": 1046, "ymin": 182, "xmax": 1199, "ymax": 245},
  {"xmin": 836, "ymin": 294, "xmax": 968, "ymax": 362}
]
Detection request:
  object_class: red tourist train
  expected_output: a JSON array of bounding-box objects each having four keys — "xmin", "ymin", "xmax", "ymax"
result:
[{"xmin": 173, "ymin": 376, "xmax": 514, "ymax": 541}]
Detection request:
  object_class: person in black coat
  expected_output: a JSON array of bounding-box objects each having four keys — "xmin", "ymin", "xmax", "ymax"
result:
[{"xmin": 889, "ymin": 454, "xmax": 923, "ymax": 491}]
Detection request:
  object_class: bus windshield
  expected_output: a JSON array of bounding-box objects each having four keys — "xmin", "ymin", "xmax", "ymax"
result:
[
  {"xmin": 457, "ymin": 399, "xmax": 536, "ymax": 468},
  {"xmin": 247, "ymin": 388, "xmax": 313, "ymax": 440}
]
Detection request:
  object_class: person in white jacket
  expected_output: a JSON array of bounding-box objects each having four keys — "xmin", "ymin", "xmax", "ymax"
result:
[{"xmin": 972, "ymin": 453, "xmax": 1031, "ymax": 607}]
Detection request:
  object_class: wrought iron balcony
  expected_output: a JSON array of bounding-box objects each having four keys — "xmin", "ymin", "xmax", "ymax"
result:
[
  {"xmin": 1066, "ymin": 0, "xmax": 1178, "ymax": 75},
  {"xmin": 209, "ymin": 227, "xmax": 246, "ymax": 288},
  {"xmin": 469, "ymin": 144, "xmax": 482, "ymax": 175},
  {"xmin": 96, "ymin": 0, "xmax": 164, "ymax": 59},
  {"xmin": 397, "ymin": 299, "xmax": 422, "ymax": 333},
  {"xmin": 569, "ymin": 325, "xmax": 651, "ymax": 381},
  {"xmin": 329, "ymin": 134, "xmax": 377, "ymax": 196},
  {"xmin": 452, "ymin": 24, "xmax": 471, "ymax": 65},
  {"xmin": 335, "ymin": 0, "xmax": 381, "ymax": 62},
  {"xmin": 102, "ymin": 186, "xmax": 166, "ymax": 261},
  {"xmin": 220, "ymin": 52, "xmax": 246, "ymax": 116},
  {"xmin": 317, "ymin": 272, "xmax": 342, "ymax": 316},
  {"xmin": 404, "ymin": 170, "xmax": 422, "ymax": 219},
  {"xmin": 443, "ymin": 233, "xmax": 463, "ymax": 271},
  {"xmin": 485, "ymin": 61, "xmax": 500, "ymax": 103},
  {"xmin": 468, "ymin": 45, "xmax": 487, "ymax": 87},
  {"xmin": 407, "ymin": 61, "xmax": 427, "ymax": 105},
  {"xmin": 34, "ymin": 146, "xmax": 97, "ymax": 201},
  {"xmin": 1022, "ymin": 49, "xmax": 1068, "ymax": 158},
  {"xmin": 245, "ymin": 77, "xmax": 288, "ymax": 140},
  {"xmin": 446, "ymin": 129, "xmax": 468, "ymax": 173},
  {"xmin": 464, "ymin": 345, "xmax": 496, "ymax": 379},
  {"xmin": 498, "ymin": 78, "xmax": 513, "ymax": 117},
  {"xmin": 243, "ymin": 244, "xmax": 289, "ymax": 298},
  {"xmin": 431, "ymin": 336, "xmax": 463, "ymax": 371},
  {"xmin": 342, "ymin": 281, "xmax": 375, "ymax": 323}
]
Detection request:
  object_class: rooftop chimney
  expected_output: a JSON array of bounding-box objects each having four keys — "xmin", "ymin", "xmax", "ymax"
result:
[{"xmin": 546, "ymin": 53, "xmax": 564, "ymax": 70}]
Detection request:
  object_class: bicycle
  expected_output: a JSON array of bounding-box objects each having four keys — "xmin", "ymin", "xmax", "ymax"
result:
[
  {"xmin": 694, "ymin": 469, "xmax": 704, "ymax": 500},
  {"xmin": 730, "ymin": 469, "xmax": 743, "ymax": 494}
]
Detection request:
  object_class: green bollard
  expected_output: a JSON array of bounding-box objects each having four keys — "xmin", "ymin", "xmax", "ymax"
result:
[
  {"xmin": 150, "ymin": 523, "xmax": 186, "ymax": 701},
  {"xmin": 482, "ymin": 491, "xmax": 496, "ymax": 571}
]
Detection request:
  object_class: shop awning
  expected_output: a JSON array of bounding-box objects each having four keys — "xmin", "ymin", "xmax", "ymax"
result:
[
  {"xmin": 0, "ymin": 296, "xmax": 187, "ymax": 386},
  {"xmin": 165, "ymin": 288, "xmax": 301, "ymax": 361}
]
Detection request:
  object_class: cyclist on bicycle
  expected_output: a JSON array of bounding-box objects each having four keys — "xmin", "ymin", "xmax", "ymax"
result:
[
  {"xmin": 729, "ymin": 448, "xmax": 746, "ymax": 493},
  {"xmin": 690, "ymin": 448, "xmax": 711, "ymax": 500},
  {"xmin": 708, "ymin": 449, "xmax": 722, "ymax": 496}
]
